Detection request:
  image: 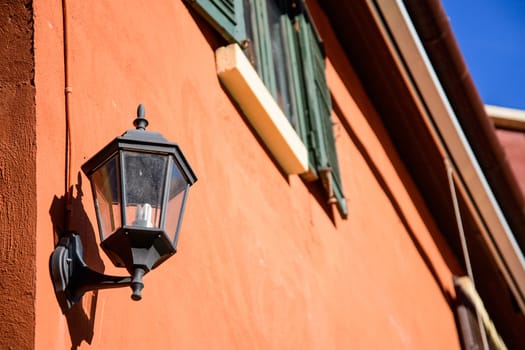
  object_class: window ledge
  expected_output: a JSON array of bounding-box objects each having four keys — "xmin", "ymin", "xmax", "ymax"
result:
[{"xmin": 216, "ymin": 43, "xmax": 309, "ymax": 174}]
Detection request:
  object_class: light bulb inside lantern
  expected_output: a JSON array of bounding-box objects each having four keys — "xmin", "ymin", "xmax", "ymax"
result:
[{"xmin": 133, "ymin": 203, "xmax": 153, "ymax": 227}]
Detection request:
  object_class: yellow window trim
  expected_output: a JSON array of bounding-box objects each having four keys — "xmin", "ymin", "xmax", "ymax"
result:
[{"xmin": 216, "ymin": 43, "xmax": 309, "ymax": 174}]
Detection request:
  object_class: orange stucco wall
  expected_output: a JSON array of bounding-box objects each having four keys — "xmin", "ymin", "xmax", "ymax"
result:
[
  {"xmin": 33, "ymin": 0, "xmax": 462, "ymax": 349},
  {"xmin": 0, "ymin": 2, "xmax": 36, "ymax": 349}
]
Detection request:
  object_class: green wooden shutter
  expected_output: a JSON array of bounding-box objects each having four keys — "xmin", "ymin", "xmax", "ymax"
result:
[
  {"xmin": 281, "ymin": 14, "xmax": 309, "ymax": 154},
  {"xmin": 297, "ymin": 14, "xmax": 348, "ymax": 218},
  {"xmin": 185, "ymin": 0, "xmax": 246, "ymax": 45},
  {"xmin": 251, "ymin": 0, "xmax": 276, "ymax": 95}
]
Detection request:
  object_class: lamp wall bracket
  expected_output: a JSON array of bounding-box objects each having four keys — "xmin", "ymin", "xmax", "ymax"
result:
[{"xmin": 50, "ymin": 232, "xmax": 146, "ymax": 313}]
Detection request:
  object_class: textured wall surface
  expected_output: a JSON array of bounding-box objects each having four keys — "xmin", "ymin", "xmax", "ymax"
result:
[
  {"xmin": 32, "ymin": 0, "xmax": 461, "ymax": 349},
  {"xmin": 0, "ymin": 1, "xmax": 36, "ymax": 349}
]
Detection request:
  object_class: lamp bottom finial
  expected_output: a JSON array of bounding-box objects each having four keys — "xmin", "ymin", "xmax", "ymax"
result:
[{"xmin": 131, "ymin": 267, "xmax": 145, "ymax": 301}]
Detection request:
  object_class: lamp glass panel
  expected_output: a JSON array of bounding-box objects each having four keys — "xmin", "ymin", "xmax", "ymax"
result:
[
  {"xmin": 164, "ymin": 156, "xmax": 190, "ymax": 244},
  {"xmin": 90, "ymin": 155, "xmax": 121, "ymax": 240},
  {"xmin": 122, "ymin": 151, "xmax": 168, "ymax": 229}
]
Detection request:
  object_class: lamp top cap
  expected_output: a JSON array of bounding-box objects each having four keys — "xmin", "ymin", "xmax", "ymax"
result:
[{"xmin": 133, "ymin": 104, "xmax": 149, "ymax": 130}]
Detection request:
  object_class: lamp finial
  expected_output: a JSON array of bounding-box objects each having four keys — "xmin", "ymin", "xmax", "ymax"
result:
[{"xmin": 133, "ymin": 104, "xmax": 149, "ymax": 130}]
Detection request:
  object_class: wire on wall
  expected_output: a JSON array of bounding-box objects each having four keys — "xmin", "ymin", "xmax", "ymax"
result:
[
  {"xmin": 445, "ymin": 158, "xmax": 490, "ymax": 350},
  {"xmin": 62, "ymin": 0, "xmax": 73, "ymax": 231}
]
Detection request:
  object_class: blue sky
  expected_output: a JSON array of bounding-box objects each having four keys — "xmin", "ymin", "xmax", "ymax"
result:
[{"xmin": 441, "ymin": 0, "xmax": 525, "ymax": 110}]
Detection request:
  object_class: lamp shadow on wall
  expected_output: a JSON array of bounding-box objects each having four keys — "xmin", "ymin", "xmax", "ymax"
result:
[{"xmin": 49, "ymin": 172, "xmax": 105, "ymax": 349}]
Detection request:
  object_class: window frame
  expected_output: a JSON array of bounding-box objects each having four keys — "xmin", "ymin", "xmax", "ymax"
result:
[{"xmin": 186, "ymin": 0, "xmax": 348, "ymax": 217}]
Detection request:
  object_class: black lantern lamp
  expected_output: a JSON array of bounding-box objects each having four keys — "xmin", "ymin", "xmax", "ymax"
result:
[{"xmin": 51, "ymin": 104, "xmax": 197, "ymax": 311}]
